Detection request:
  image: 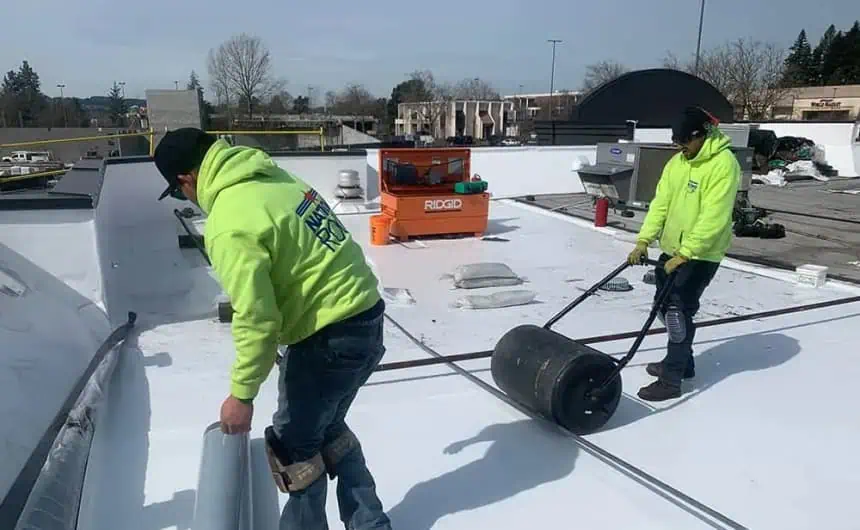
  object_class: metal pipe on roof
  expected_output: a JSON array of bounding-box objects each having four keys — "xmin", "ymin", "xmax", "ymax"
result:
[{"xmin": 191, "ymin": 422, "xmax": 253, "ymax": 530}]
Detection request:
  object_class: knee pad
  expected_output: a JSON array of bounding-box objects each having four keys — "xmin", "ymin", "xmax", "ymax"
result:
[
  {"xmin": 264, "ymin": 427, "xmax": 325, "ymax": 493},
  {"xmin": 665, "ymin": 305, "xmax": 686, "ymax": 343},
  {"xmin": 322, "ymin": 429, "xmax": 360, "ymax": 479}
]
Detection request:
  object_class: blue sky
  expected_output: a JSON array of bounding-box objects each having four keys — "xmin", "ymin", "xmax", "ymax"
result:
[{"xmin": 1, "ymin": 0, "xmax": 855, "ymax": 101}]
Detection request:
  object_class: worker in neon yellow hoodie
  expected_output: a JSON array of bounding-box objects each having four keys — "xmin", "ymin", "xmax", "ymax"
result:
[
  {"xmin": 153, "ymin": 128, "xmax": 392, "ymax": 530},
  {"xmin": 627, "ymin": 107, "xmax": 740, "ymax": 402}
]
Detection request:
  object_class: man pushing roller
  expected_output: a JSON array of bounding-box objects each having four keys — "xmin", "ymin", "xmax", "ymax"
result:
[
  {"xmin": 153, "ymin": 128, "xmax": 392, "ymax": 529},
  {"xmin": 628, "ymin": 107, "xmax": 740, "ymax": 402}
]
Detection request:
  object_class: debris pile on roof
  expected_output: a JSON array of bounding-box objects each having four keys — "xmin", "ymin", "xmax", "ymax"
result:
[{"xmin": 749, "ymin": 132, "xmax": 840, "ymax": 186}]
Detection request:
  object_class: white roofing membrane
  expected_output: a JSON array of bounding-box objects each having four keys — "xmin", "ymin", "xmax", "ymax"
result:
[{"xmin": 5, "ymin": 159, "xmax": 860, "ymax": 529}]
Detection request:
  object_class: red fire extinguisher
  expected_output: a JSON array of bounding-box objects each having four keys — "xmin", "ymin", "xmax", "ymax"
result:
[{"xmin": 594, "ymin": 197, "xmax": 609, "ymax": 227}]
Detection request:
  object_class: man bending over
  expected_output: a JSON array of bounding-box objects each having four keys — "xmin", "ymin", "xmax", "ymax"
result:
[{"xmin": 153, "ymin": 128, "xmax": 392, "ymax": 529}]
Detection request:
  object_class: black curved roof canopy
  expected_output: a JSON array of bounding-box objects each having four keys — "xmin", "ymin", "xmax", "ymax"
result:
[{"xmin": 571, "ymin": 68, "xmax": 734, "ymax": 127}]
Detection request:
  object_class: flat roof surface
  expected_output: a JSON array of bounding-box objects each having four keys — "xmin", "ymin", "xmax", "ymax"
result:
[
  {"xmin": 526, "ymin": 182, "xmax": 860, "ymax": 283},
  {"xmin": 77, "ymin": 164, "xmax": 860, "ymax": 530}
]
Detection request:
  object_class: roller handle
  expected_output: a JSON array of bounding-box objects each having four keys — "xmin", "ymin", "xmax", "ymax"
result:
[
  {"xmin": 590, "ymin": 264, "xmax": 682, "ymax": 393},
  {"xmin": 543, "ymin": 256, "xmax": 659, "ymax": 331}
]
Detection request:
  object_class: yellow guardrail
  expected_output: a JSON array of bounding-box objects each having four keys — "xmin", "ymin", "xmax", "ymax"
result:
[
  {"xmin": 0, "ymin": 130, "xmax": 157, "ymax": 150},
  {"xmin": 0, "ymin": 168, "xmax": 68, "ymax": 184},
  {"xmin": 0, "ymin": 126, "xmax": 327, "ymax": 185},
  {"xmin": 207, "ymin": 128, "xmax": 326, "ymax": 152}
]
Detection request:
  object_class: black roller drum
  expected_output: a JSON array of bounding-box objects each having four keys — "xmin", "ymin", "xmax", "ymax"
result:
[{"xmin": 491, "ymin": 324, "xmax": 623, "ymax": 435}]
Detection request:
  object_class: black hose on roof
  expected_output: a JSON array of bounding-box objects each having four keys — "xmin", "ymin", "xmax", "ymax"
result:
[
  {"xmin": 765, "ymin": 207, "xmax": 860, "ymax": 226},
  {"xmin": 374, "ymin": 293, "xmax": 860, "ymax": 372},
  {"xmin": 0, "ymin": 312, "xmax": 137, "ymax": 530}
]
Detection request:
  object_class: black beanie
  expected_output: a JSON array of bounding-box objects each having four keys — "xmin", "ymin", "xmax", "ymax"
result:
[
  {"xmin": 153, "ymin": 128, "xmax": 216, "ymax": 200},
  {"xmin": 671, "ymin": 106, "xmax": 719, "ymax": 145}
]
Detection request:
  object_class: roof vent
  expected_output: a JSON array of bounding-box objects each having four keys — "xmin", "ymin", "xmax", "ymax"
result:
[
  {"xmin": 334, "ymin": 169, "xmax": 363, "ymax": 200},
  {"xmin": 599, "ymin": 276, "xmax": 632, "ymax": 292}
]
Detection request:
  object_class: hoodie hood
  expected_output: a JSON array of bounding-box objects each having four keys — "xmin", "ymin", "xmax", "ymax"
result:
[
  {"xmin": 196, "ymin": 139, "xmax": 282, "ymax": 213},
  {"xmin": 688, "ymin": 127, "xmax": 732, "ymax": 165}
]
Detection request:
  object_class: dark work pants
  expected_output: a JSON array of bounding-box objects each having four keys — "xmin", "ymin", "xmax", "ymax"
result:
[
  {"xmin": 272, "ymin": 298, "xmax": 391, "ymax": 530},
  {"xmin": 654, "ymin": 253, "xmax": 720, "ymax": 387}
]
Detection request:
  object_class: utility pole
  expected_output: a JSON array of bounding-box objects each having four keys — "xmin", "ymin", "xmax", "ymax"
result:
[
  {"xmin": 547, "ymin": 39, "xmax": 562, "ymax": 119},
  {"xmin": 174, "ymin": 81, "xmax": 179, "ymax": 90},
  {"xmin": 57, "ymin": 84, "xmax": 66, "ymax": 127},
  {"xmin": 694, "ymin": 0, "xmax": 706, "ymax": 76}
]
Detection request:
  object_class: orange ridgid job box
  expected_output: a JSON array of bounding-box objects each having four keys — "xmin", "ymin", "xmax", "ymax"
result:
[{"xmin": 378, "ymin": 148, "xmax": 489, "ymax": 241}]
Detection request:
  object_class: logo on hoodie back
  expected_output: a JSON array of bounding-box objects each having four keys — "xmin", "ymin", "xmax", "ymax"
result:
[{"xmin": 295, "ymin": 188, "xmax": 350, "ymax": 251}]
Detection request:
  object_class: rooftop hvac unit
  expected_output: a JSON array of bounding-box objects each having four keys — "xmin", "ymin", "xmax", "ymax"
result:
[
  {"xmin": 576, "ymin": 142, "xmax": 754, "ymax": 209},
  {"xmin": 717, "ymin": 123, "xmax": 755, "ymax": 148}
]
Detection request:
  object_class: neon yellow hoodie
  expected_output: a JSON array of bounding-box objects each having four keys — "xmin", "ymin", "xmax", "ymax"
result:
[
  {"xmin": 637, "ymin": 128, "xmax": 740, "ymax": 263},
  {"xmin": 196, "ymin": 140, "xmax": 381, "ymax": 400}
]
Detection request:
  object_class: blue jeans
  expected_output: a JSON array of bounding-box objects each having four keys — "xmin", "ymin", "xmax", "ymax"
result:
[
  {"xmin": 272, "ymin": 299, "xmax": 392, "ymax": 530},
  {"xmin": 654, "ymin": 253, "xmax": 719, "ymax": 386}
]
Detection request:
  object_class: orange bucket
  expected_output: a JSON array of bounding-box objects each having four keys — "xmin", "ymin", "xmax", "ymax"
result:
[{"xmin": 369, "ymin": 214, "xmax": 391, "ymax": 245}]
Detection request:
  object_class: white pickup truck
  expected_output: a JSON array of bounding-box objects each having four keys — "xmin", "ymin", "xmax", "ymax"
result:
[{"xmin": 1, "ymin": 150, "xmax": 54, "ymax": 163}]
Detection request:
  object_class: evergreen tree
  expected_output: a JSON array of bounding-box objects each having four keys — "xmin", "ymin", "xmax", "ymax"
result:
[
  {"xmin": 0, "ymin": 61, "xmax": 48, "ymax": 126},
  {"xmin": 108, "ymin": 81, "xmax": 128, "ymax": 126},
  {"xmin": 811, "ymin": 25, "xmax": 838, "ymax": 85},
  {"xmin": 826, "ymin": 21, "xmax": 860, "ymax": 85},
  {"xmin": 186, "ymin": 70, "xmax": 210, "ymax": 128},
  {"xmin": 783, "ymin": 30, "xmax": 815, "ymax": 87},
  {"xmin": 187, "ymin": 70, "xmax": 201, "ymax": 91}
]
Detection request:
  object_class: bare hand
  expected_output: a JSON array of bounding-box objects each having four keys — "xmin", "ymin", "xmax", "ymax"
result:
[{"xmin": 220, "ymin": 395, "xmax": 253, "ymax": 434}]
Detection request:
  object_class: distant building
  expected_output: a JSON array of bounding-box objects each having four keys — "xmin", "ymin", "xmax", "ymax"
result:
[
  {"xmin": 395, "ymin": 100, "xmax": 514, "ymax": 140},
  {"xmin": 503, "ymin": 91, "xmax": 583, "ymax": 122},
  {"xmin": 772, "ymin": 85, "xmax": 860, "ymax": 121},
  {"xmin": 205, "ymin": 113, "xmax": 379, "ymax": 150}
]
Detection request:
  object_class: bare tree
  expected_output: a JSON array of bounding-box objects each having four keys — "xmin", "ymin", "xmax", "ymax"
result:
[
  {"xmin": 324, "ymin": 90, "xmax": 338, "ymax": 113},
  {"xmin": 207, "ymin": 33, "xmax": 285, "ymax": 119},
  {"xmin": 401, "ymin": 70, "xmax": 452, "ymax": 134},
  {"xmin": 265, "ymin": 89, "xmax": 292, "ymax": 115},
  {"xmin": 662, "ymin": 38, "xmax": 789, "ymax": 120},
  {"xmin": 329, "ymin": 83, "xmax": 376, "ymax": 115},
  {"xmin": 662, "ymin": 49, "xmax": 734, "ymax": 99},
  {"xmin": 581, "ymin": 61, "xmax": 629, "ymax": 93},
  {"xmin": 451, "ymin": 77, "xmax": 500, "ymax": 100},
  {"xmin": 725, "ymin": 40, "xmax": 788, "ymax": 120}
]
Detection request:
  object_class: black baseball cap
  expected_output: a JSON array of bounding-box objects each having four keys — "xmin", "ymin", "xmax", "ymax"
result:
[
  {"xmin": 671, "ymin": 106, "xmax": 719, "ymax": 145},
  {"xmin": 153, "ymin": 128, "xmax": 216, "ymax": 200}
]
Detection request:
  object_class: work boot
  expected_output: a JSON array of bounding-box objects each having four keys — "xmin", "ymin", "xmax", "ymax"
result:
[
  {"xmin": 646, "ymin": 361, "xmax": 695, "ymax": 379},
  {"xmin": 637, "ymin": 380, "xmax": 682, "ymax": 402}
]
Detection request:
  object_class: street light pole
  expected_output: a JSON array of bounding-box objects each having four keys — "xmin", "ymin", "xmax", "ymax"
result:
[
  {"xmin": 694, "ymin": 0, "xmax": 706, "ymax": 76},
  {"xmin": 57, "ymin": 84, "xmax": 66, "ymax": 127},
  {"xmin": 547, "ymin": 39, "xmax": 562, "ymax": 119}
]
